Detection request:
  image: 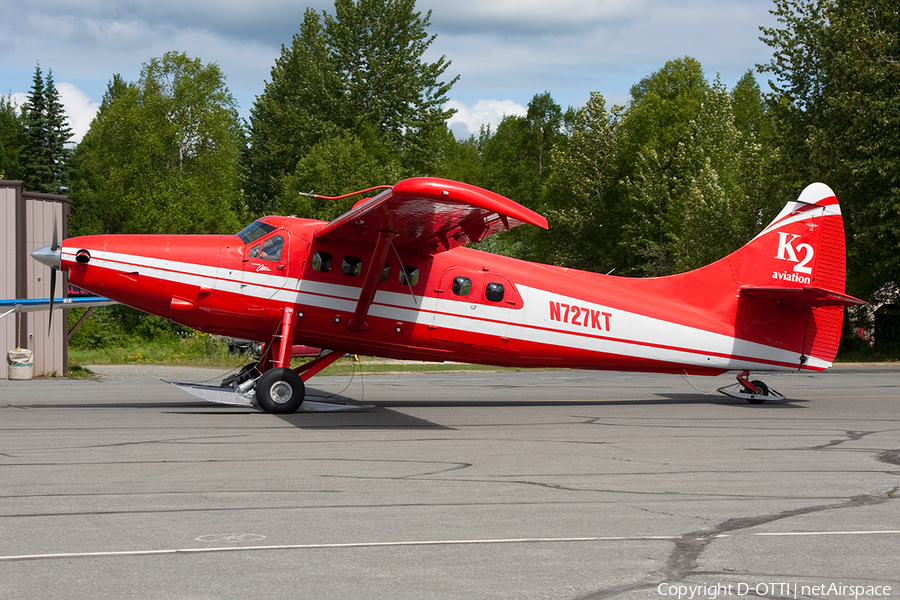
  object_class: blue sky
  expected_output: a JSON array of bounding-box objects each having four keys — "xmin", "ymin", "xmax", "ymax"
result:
[{"xmin": 0, "ymin": 0, "xmax": 779, "ymax": 142}]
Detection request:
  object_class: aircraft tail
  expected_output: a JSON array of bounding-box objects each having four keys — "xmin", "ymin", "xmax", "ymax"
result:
[{"xmin": 725, "ymin": 183, "xmax": 863, "ymax": 367}]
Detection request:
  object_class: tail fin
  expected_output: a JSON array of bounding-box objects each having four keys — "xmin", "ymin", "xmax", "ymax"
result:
[{"xmin": 732, "ymin": 183, "xmax": 864, "ymax": 367}]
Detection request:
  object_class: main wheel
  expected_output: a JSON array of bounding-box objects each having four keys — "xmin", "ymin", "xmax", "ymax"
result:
[
  {"xmin": 744, "ymin": 379, "xmax": 769, "ymax": 404},
  {"xmin": 256, "ymin": 368, "xmax": 305, "ymax": 414}
]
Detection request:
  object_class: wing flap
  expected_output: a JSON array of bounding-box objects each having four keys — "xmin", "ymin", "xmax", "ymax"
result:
[{"xmin": 314, "ymin": 178, "xmax": 548, "ymax": 254}]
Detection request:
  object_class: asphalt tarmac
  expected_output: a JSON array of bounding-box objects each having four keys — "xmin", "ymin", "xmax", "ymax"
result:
[{"xmin": 1, "ymin": 365, "xmax": 898, "ymax": 600}]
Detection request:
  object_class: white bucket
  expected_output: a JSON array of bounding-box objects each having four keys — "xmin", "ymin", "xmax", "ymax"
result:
[{"xmin": 7, "ymin": 348, "xmax": 34, "ymax": 380}]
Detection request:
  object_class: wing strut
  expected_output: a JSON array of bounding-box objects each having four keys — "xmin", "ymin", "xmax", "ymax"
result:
[{"xmin": 347, "ymin": 230, "xmax": 397, "ymax": 332}]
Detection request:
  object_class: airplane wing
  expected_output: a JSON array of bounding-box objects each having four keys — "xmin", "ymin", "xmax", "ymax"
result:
[
  {"xmin": 0, "ymin": 297, "xmax": 117, "ymax": 320},
  {"xmin": 314, "ymin": 177, "xmax": 549, "ymax": 254}
]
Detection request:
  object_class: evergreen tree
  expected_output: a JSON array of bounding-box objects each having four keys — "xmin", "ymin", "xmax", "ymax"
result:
[
  {"xmin": 44, "ymin": 71, "xmax": 73, "ymax": 192},
  {"xmin": 20, "ymin": 65, "xmax": 52, "ymax": 191},
  {"xmin": 245, "ymin": 0, "xmax": 458, "ymax": 214},
  {"xmin": 19, "ymin": 64, "xmax": 72, "ymax": 194}
]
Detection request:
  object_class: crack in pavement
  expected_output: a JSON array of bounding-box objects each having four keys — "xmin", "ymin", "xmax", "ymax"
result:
[
  {"xmin": 575, "ymin": 436, "xmax": 900, "ymax": 600},
  {"xmin": 575, "ymin": 486, "xmax": 899, "ymax": 600}
]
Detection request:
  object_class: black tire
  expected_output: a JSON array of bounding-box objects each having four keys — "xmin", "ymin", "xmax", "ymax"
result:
[
  {"xmin": 745, "ymin": 379, "xmax": 769, "ymax": 404},
  {"xmin": 256, "ymin": 368, "xmax": 305, "ymax": 414}
]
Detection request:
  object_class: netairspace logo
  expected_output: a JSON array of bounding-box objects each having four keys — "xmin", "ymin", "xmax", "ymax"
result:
[{"xmin": 657, "ymin": 582, "xmax": 893, "ymax": 600}]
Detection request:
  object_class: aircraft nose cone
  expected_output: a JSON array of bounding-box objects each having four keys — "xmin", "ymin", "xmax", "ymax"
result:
[{"xmin": 32, "ymin": 244, "xmax": 61, "ymax": 270}]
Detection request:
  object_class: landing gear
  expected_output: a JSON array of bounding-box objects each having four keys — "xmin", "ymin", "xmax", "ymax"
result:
[
  {"xmin": 256, "ymin": 367, "xmax": 305, "ymax": 414},
  {"xmin": 166, "ymin": 307, "xmax": 371, "ymax": 413},
  {"xmin": 743, "ymin": 379, "xmax": 770, "ymax": 404},
  {"xmin": 717, "ymin": 370, "xmax": 785, "ymax": 403}
]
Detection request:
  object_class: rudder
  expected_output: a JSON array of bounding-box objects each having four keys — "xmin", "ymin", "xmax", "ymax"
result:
[{"xmin": 734, "ymin": 183, "xmax": 863, "ymax": 367}]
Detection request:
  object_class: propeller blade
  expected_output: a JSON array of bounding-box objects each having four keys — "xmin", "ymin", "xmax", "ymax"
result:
[
  {"xmin": 48, "ymin": 214, "xmax": 59, "ymax": 332},
  {"xmin": 48, "ymin": 267, "xmax": 57, "ymax": 331}
]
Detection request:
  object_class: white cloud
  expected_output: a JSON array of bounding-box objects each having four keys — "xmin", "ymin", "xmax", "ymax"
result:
[
  {"xmin": 6, "ymin": 85, "xmax": 99, "ymax": 144},
  {"xmin": 56, "ymin": 82, "xmax": 100, "ymax": 143},
  {"xmin": 447, "ymin": 99, "xmax": 527, "ymax": 139},
  {"xmin": 1, "ymin": 0, "xmax": 779, "ymax": 143}
]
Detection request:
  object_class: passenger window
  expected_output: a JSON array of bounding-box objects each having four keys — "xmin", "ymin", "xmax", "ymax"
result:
[
  {"xmin": 342, "ymin": 256, "xmax": 362, "ymax": 277},
  {"xmin": 486, "ymin": 282, "xmax": 505, "ymax": 302},
  {"xmin": 452, "ymin": 276, "xmax": 472, "ymax": 296},
  {"xmin": 260, "ymin": 235, "xmax": 284, "ymax": 261},
  {"xmin": 312, "ymin": 251, "xmax": 332, "ymax": 273},
  {"xmin": 380, "ymin": 263, "xmax": 391, "ymax": 282},
  {"xmin": 399, "ymin": 265, "xmax": 419, "ymax": 286}
]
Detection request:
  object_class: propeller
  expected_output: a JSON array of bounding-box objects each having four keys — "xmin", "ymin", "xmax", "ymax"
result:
[
  {"xmin": 48, "ymin": 218, "xmax": 58, "ymax": 330},
  {"xmin": 31, "ymin": 217, "xmax": 62, "ymax": 333}
]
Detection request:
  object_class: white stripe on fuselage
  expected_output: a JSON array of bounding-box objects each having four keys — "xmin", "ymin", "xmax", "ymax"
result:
[{"xmin": 65, "ymin": 248, "xmax": 826, "ymax": 372}]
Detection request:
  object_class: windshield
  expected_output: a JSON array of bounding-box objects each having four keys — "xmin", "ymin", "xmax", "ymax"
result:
[{"xmin": 237, "ymin": 221, "xmax": 276, "ymax": 244}]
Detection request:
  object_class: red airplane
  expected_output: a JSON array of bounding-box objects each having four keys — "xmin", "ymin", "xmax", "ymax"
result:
[{"xmin": 32, "ymin": 178, "xmax": 863, "ymax": 413}]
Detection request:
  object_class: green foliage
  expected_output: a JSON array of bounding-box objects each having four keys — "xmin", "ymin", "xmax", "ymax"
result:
[
  {"xmin": 244, "ymin": 9, "xmax": 342, "ymax": 213},
  {"xmin": 759, "ymin": 0, "xmax": 900, "ymax": 299},
  {"xmin": 70, "ymin": 53, "xmax": 245, "ymax": 235},
  {"xmin": 244, "ymin": 0, "xmax": 458, "ymax": 214},
  {"xmin": 67, "ymin": 305, "xmax": 188, "ymax": 350},
  {"xmin": 474, "ymin": 93, "xmax": 568, "ymax": 261},
  {"xmin": 277, "ymin": 127, "xmax": 402, "ymax": 221},
  {"xmin": 326, "ymin": 0, "xmax": 457, "ymax": 148},
  {"xmin": 19, "ymin": 65, "xmax": 72, "ymax": 194},
  {"xmin": 542, "ymin": 92, "xmax": 623, "ymax": 272},
  {"xmin": 0, "ymin": 95, "xmax": 24, "ymax": 180},
  {"xmin": 67, "ymin": 305, "xmax": 242, "ymax": 365}
]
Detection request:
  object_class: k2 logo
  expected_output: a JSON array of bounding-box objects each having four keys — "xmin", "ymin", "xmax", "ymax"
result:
[{"xmin": 775, "ymin": 232, "xmax": 814, "ymax": 274}]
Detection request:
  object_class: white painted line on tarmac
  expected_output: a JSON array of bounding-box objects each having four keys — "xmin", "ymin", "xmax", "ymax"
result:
[
  {"xmin": 0, "ymin": 536, "xmax": 676, "ymax": 562},
  {"xmin": 732, "ymin": 530, "xmax": 900, "ymax": 537},
  {"xmin": 2, "ymin": 530, "xmax": 899, "ymax": 562}
]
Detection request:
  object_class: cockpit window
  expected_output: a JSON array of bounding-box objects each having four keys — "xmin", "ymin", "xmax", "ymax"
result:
[
  {"xmin": 237, "ymin": 221, "xmax": 276, "ymax": 244},
  {"xmin": 312, "ymin": 251, "xmax": 333, "ymax": 273},
  {"xmin": 260, "ymin": 236, "xmax": 284, "ymax": 261}
]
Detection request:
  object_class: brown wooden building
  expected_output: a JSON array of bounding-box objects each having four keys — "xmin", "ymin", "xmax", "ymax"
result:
[{"xmin": 1, "ymin": 181, "xmax": 68, "ymax": 378}]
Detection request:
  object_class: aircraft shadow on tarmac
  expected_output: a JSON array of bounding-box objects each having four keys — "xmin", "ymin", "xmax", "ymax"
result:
[
  {"xmin": 270, "ymin": 392, "xmax": 809, "ymax": 429},
  {"xmin": 13, "ymin": 389, "xmax": 807, "ymax": 431},
  {"xmin": 274, "ymin": 408, "xmax": 453, "ymax": 430}
]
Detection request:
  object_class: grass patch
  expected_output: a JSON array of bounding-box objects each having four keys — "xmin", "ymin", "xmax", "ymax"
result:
[
  {"xmin": 66, "ymin": 363, "xmax": 97, "ymax": 379},
  {"xmin": 69, "ymin": 333, "xmax": 240, "ymax": 368},
  {"xmin": 69, "ymin": 336, "xmax": 519, "ymax": 376}
]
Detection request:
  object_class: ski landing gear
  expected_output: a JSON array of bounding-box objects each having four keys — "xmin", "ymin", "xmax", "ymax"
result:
[
  {"xmin": 167, "ymin": 307, "xmax": 374, "ymax": 414},
  {"xmin": 717, "ymin": 370, "xmax": 786, "ymax": 404}
]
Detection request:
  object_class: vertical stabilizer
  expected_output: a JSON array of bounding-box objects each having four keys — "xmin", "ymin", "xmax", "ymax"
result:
[{"xmin": 733, "ymin": 183, "xmax": 863, "ymax": 367}]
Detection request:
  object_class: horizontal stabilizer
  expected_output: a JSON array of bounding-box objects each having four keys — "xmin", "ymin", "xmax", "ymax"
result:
[{"xmin": 741, "ymin": 286, "xmax": 865, "ymax": 308}]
